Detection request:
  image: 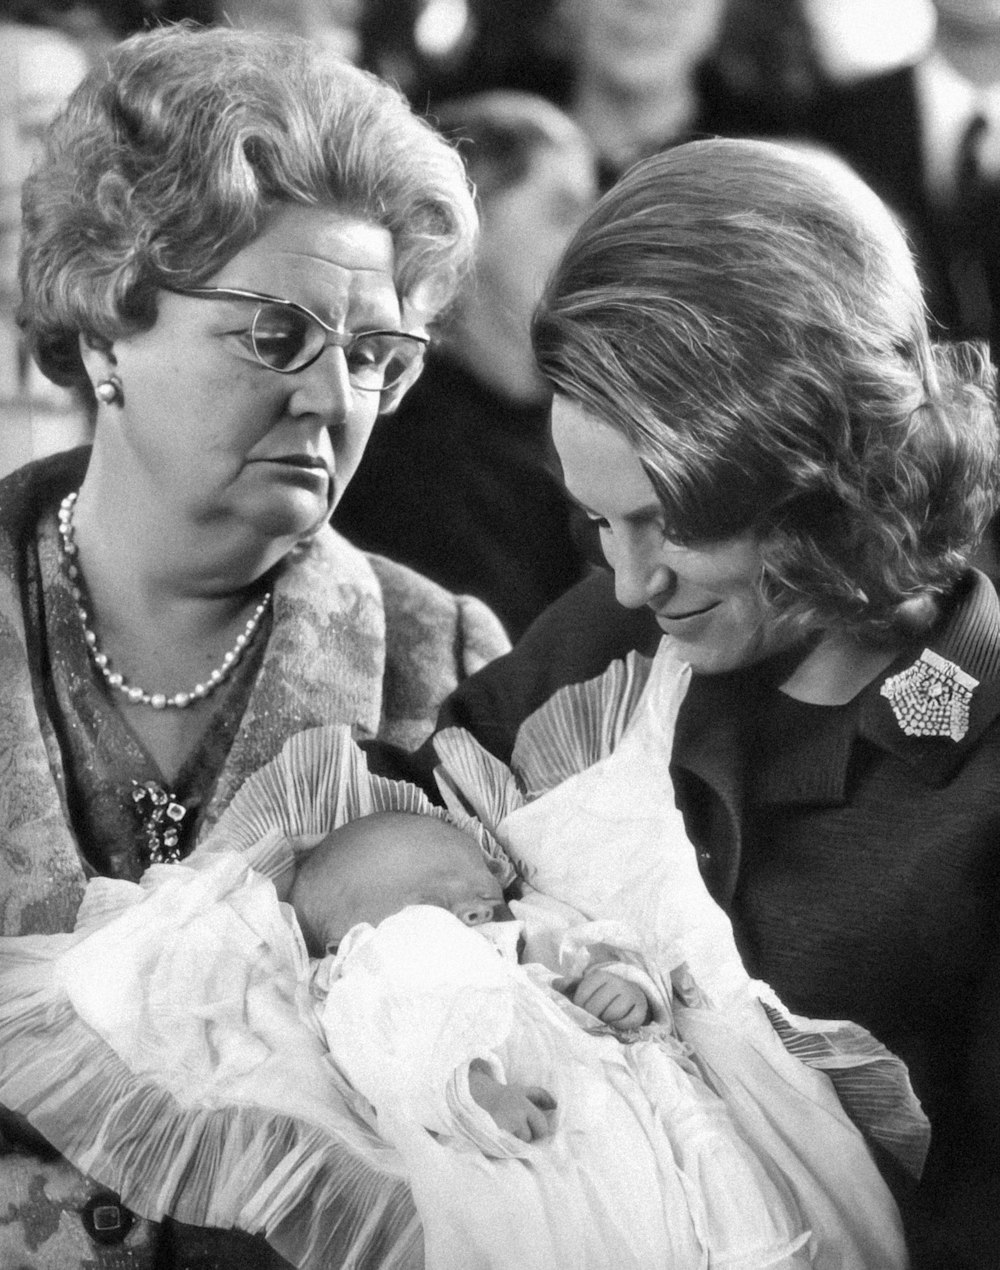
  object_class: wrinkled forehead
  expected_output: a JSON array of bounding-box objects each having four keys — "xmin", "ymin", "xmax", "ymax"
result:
[{"xmin": 210, "ymin": 203, "xmax": 403, "ymax": 332}]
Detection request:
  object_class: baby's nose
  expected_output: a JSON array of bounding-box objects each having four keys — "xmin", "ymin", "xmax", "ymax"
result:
[{"xmin": 456, "ymin": 901, "xmax": 499, "ymax": 927}]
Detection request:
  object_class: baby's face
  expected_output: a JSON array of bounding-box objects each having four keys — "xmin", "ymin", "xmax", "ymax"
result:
[
  {"xmin": 322, "ymin": 814, "xmax": 508, "ymax": 946},
  {"xmin": 360, "ymin": 843, "xmax": 505, "ymax": 929}
]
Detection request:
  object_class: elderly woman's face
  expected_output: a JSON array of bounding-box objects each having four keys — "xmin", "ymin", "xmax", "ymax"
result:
[
  {"xmin": 103, "ymin": 204, "xmax": 403, "ymax": 543},
  {"xmin": 552, "ymin": 396, "xmax": 804, "ymax": 675}
]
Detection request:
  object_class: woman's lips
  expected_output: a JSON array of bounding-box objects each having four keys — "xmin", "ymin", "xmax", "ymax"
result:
[
  {"xmin": 654, "ymin": 601, "xmax": 721, "ymax": 623},
  {"xmin": 260, "ymin": 454, "xmax": 331, "ymax": 472},
  {"xmin": 251, "ymin": 455, "xmax": 332, "ymax": 484}
]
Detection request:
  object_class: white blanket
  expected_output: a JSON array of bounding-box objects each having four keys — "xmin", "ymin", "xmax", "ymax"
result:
[{"xmin": 0, "ymin": 643, "xmax": 922, "ymax": 1269}]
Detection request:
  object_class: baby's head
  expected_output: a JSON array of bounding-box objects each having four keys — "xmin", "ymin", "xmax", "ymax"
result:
[{"xmin": 288, "ymin": 810, "xmax": 508, "ymax": 956}]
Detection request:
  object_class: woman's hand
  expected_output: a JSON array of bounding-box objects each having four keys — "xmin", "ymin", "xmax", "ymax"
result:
[
  {"xmin": 572, "ymin": 968, "xmax": 651, "ymax": 1030},
  {"xmin": 468, "ymin": 1061, "xmax": 556, "ymax": 1141}
]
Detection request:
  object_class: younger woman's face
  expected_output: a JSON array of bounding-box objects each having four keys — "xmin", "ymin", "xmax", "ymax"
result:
[{"xmin": 551, "ymin": 395, "xmax": 805, "ymax": 675}]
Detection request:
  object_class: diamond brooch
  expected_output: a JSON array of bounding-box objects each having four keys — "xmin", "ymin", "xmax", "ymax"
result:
[{"xmin": 880, "ymin": 648, "xmax": 978, "ymax": 742}]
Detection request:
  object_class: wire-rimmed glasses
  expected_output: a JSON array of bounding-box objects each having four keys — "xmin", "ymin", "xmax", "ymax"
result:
[{"xmin": 166, "ymin": 286, "xmax": 428, "ymax": 392}]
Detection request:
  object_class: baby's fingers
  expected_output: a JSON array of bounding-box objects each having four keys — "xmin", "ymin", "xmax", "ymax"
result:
[
  {"xmin": 574, "ymin": 977, "xmax": 628, "ymax": 1021},
  {"xmin": 572, "ymin": 975, "xmax": 612, "ymax": 1014},
  {"xmin": 574, "ymin": 972, "xmax": 649, "ymax": 1027},
  {"xmin": 613, "ymin": 998, "xmax": 649, "ymax": 1029}
]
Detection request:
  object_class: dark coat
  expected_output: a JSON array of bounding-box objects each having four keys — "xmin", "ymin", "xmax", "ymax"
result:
[{"xmin": 402, "ymin": 566, "xmax": 1000, "ymax": 1269}]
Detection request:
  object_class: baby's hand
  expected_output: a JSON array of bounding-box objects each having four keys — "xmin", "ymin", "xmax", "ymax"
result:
[
  {"xmin": 468, "ymin": 1061, "xmax": 556, "ymax": 1142},
  {"xmin": 572, "ymin": 968, "xmax": 651, "ymax": 1030}
]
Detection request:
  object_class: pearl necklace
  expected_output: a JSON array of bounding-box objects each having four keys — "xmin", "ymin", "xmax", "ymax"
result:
[{"xmin": 57, "ymin": 492, "xmax": 271, "ymax": 710}]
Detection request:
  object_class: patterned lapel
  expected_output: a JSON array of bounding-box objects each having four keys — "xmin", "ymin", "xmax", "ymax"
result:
[{"xmin": 200, "ymin": 527, "xmax": 388, "ymax": 833}]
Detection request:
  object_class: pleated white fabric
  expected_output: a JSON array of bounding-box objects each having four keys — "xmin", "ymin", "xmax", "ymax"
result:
[
  {"xmin": 0, "ymin": 643, "xmax": 926, "ymax": 1268},
  {"xmin": 0, "ymin": 844, "xmax": 421, "ymax": 1269},
  {"xmin": 318, "ymin": 903, "xmax": 816, "ymax": 1270},
  {"xmin": 432, "ymin": 642, "xmax": 925, "ymax": 1269}
]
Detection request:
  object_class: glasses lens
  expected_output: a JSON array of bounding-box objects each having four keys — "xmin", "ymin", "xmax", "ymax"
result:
[
  {"xmin": 251, "ymin": 303, "xmax": 320, "ymax": 371},
  {"xmin": 347, "ymin": 334, "xmax": 425, "ymax": 392}
]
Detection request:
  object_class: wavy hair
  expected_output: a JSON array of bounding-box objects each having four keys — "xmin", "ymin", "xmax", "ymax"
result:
[
  {"xmin": 19, "ymin": 23, "xmax": 477, "ymax": 390},
  {"xmin": 533, "ymin": 138, "xmax": 1000, "ymax": 641}
]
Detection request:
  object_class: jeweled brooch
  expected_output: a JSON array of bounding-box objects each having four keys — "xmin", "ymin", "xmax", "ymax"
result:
[
  {"xmin": 131, "ymin": 779, "xmax": 188, "ymax": 864},
  {"xmin": 880, "ymin": 648, "xmax": 978, "ymax": 742}
]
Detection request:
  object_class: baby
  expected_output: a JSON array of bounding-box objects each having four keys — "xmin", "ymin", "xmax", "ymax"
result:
[
  {"xmin": 288, "ymin": 809, "xmax": 652, "ymax": 1142},
  {"xmin": 0, "ymin": 699, "xmax": 918, "ymax": 1269},
  {"xmin": 282, "ymin": 806, "xmax": 910, "ymax": 1270}
]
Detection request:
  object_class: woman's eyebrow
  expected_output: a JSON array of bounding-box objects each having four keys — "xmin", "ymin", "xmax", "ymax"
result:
[
  {"xmin": 623, "ymin": 504, "xmax": 665, "ymax": 524},
  {"xmin": 564, "ymin": 489, "xmax": 663, "ymax": 523}
]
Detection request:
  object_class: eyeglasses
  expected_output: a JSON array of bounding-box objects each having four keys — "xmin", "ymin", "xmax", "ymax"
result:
[{"xmin": 166, "ymin": 286, "xmax": 428, "ymax": 391}]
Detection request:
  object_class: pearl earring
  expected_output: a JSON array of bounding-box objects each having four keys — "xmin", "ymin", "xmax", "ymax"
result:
[{"xmin": 95, "ymin": 376, "xmax": 123, "ymax": 406}]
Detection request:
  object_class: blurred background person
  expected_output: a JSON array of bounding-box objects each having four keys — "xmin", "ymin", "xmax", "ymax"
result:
[
  {"xmin": 0, "ymin": 1, "xmax": 219, "ymax": 483},
  {"xmin": 336, "ymin": 91, "xmax": 599, "ymax": 639},
  {"xmin": 359, "ymin": 0, "xmax": 935, "ymax": 188},
  {"xmin": 0, "ymin": 11, "xmax": 94, "ymax": 479},
  {"xmin": 534, "ymin": 0, "xmax": 729, "ymax": 188},
  {"xmin": 361, "ymin": 0, "xmax": 733, "ymax": 189},
  {"xmin": 818, "ymin": 0, "xmax": 1000, "ymax": 358},
  {"xmin": 550, "ymin": 0, "xmax": 936, "ymax": 188},
  {"xmin": 810, "ymin": 0, "xmax": 1000, "ymax": 576}
]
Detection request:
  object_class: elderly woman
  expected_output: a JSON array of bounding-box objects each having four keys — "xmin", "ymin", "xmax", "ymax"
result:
[
  {"xmin": 415, "ymin": 139, "xmax": 1000, "ymax": 1268},
  {"xmin": 0, "ymin": 22, "xmax": 508, "ymax": 1269}
]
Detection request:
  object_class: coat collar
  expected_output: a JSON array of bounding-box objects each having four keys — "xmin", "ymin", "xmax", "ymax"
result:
[
  {"xmin": 674, "ymin": 571, "xmax": 1000, "ymax": 818},
  {"xmin": 759, "ymin": 571, "xmax": 1000, "ymax": 804},
  {"xmin": 858, "ymin": 570, "xmax": 1000, "ymax": 788}
]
